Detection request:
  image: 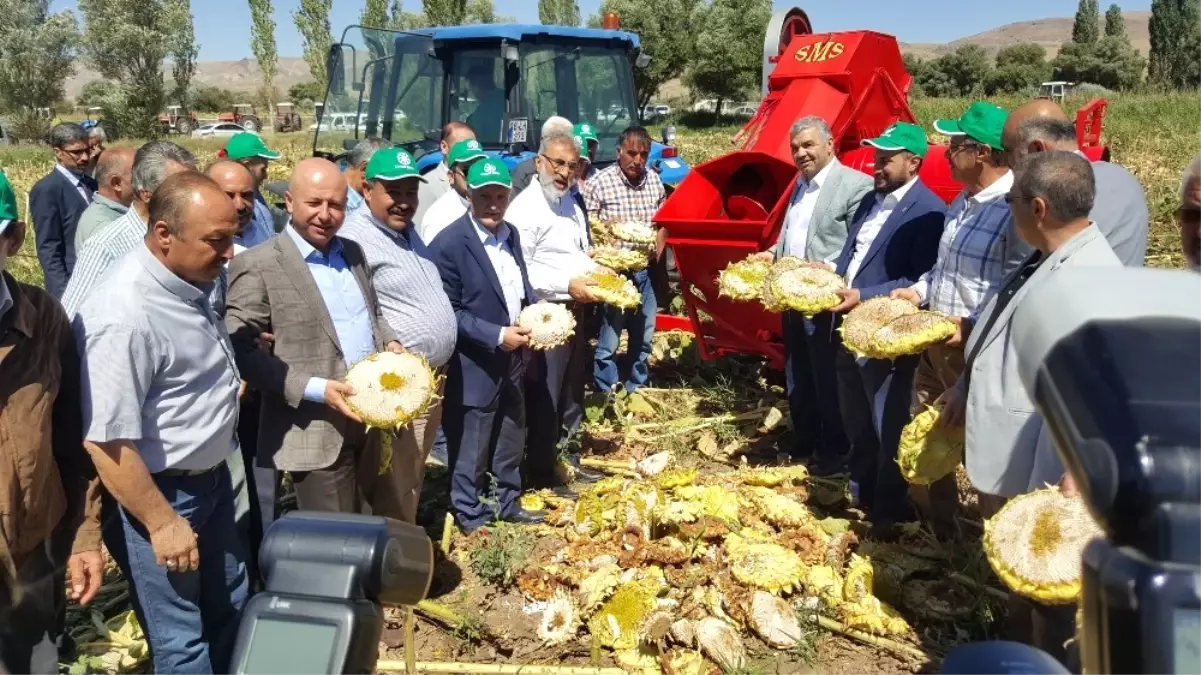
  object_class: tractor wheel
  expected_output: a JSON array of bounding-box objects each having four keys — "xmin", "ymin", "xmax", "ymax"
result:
[
  {"xmin": 176, "ymin": 118, "xmax": 193, "ymax": 135},
  {"xmin": 241, "ymin": 116, "xmax": 261, "ymax": 133}
]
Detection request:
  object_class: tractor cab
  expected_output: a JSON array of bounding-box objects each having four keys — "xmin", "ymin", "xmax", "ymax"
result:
[{"xmin": 316, "ymin": 23, "xmax": 689, "ymax": 186}]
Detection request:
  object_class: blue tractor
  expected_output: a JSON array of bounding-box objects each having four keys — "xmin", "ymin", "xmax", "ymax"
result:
[{"xmin": 314, "ymin": 22, "xmax": 690, "ymax": 188}]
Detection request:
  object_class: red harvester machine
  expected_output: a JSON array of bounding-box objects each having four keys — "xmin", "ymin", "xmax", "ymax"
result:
[{"xmin": 654, "ymin": 7, "xmax": 1110, "ymax": 370}]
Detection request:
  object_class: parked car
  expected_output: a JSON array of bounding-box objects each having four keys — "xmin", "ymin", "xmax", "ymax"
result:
[
  {"xmin": 191, "ymin": 122, "xmax": 254, "ymax": 139},
  {"xmin": 642, "ymin": 104, "xmax": 671, "ymax": 122}
]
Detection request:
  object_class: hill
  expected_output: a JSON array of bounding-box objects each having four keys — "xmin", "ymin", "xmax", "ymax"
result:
[
  {"xmin": 900, "ymin": 10, "xmax": 1150, "ymax": 61},
  {"xmin": 64, "ymin": 56, "xmax": 313, "ymax": 101}
]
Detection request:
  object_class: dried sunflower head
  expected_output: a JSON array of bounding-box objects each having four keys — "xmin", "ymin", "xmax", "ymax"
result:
[
  {"xmin": 610, "ymin": 220, "xmax": 657, "ymax": 245},
  {"xmin": 584, "ymin": 269, "xmax": 641, "ymax": 309},
  {"xmin": 724, "ymin": 533, "xmax": 807, "ymax": 595},
  {"xmin": 537, "ymin": 590, "xmax": 580, "ymax": 645},
  {"xmin": 897, "ymin": 406, "xmax": 965, "ymax": 485},
  {"xmin": 767, "ymin": 265, "xmax": 845, "ymax": 316},
  {"xmin": 518, "ymin": 301, "xmax": 577, "ymax": 350},
  {"xmin": 592, "ymin": 245, "xmax": 649, "ymax": 272},
  {"xmin": 868, "ymin": 310, "xmax": 956, "ymax": 358},
  {"xmin": 984, "ymin": 488, "xmax": 1103, "ymax": 604},
  {"xmin": 839, "ymin": 296, "xmax": 919, "ymax": 359},
  {"xmin": 344, "ymin": 351, "xmax": 440, "ymax": 430},
  {"xmin": 718, "ymin": 256, "xmax": 772, "ymax": 301}
]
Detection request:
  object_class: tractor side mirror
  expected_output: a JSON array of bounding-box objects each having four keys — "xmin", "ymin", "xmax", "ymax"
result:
[
  {"xmin": 635, "ymin": 51, "xmax": 652, "ymax": 69},
  {"xmin": 327, "ymin": 45, "xmax": 345, "ymax": 96}
]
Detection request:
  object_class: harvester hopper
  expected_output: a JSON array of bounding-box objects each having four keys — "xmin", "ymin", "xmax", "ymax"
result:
[{"xmin": 655, "ymin": 8, "xmax": 1110, "ymax": 369}]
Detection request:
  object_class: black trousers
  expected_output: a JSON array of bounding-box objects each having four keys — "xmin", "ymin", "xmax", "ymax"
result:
[
  {"xmin": 836, "ymin": 346, "xmax": 919, "ymax": 525},
  {"xmin": 783, "ymin": 310, "xmax": 848, "ymax": 469},
  {"xmin": 524, "ymin": 302, "xmax": 596, "ymax": 485},
  {"xmin": 443, "ymin": 357, "xmax": 527, "ymax": 531},
  {"xmin": 0, "ymin": 528, "xmax": 70, "ymax": 675}
]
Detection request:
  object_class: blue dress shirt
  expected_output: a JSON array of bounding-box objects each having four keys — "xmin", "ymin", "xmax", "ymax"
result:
[{"xmin": 285, "ymin": 227, "xmax": 376, "ymax": 403}]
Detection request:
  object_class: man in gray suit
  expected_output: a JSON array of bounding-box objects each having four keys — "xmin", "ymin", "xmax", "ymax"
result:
[
  {"xmin": 1001, "ymin": 99, "xmax": 1148, "ymax": 266},
  {"xmin": 939, "ymin": 150, "xmax": 1118, "ymax": 665},
  {"xmin": 225, "ymin": 158, "xmax": 405, "ymax": 514},
  {"xmin": 756, "ymin": 115, "xmax": 872, "ymax": 472}
]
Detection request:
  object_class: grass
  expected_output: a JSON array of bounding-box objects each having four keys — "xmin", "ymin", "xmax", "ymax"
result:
[{"xmin": 5, "ymin": 91, "xmax": 1197, "ymax": 287}]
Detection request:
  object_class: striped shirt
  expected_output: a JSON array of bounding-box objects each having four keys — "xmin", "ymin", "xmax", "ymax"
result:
[
  {"xmin": 911, "ymin": 171, "xmax": 1032, "ymax": 317},
  {"xmin": 62, "ymin": 208, "xmax": 227, "ymax": 318},
  {"xmin": 583, "ymin": 163, "xmax": 665, "ymax": 224},
  {"xmin": 339, "ymin": 209, "xmax": 457, "ymax": 367}
]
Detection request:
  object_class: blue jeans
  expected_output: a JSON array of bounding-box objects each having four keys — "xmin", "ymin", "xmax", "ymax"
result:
[
  {"xmin": 594, "ymin": 269, "xmax": 656, "ymax": 393},
  {"xmin": 103, "ymin": 464, "xmax": 250, "ymax": 674}
]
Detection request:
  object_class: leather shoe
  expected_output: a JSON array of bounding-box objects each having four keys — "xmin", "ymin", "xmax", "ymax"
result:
[
  {"xmin": 538, "ymin": 485, "xmax": 577, "ymax": 499},
  {"xmin": 572, "ymin": 466, "xmax": 605, "ymax": 483},
  {"xmin": 504, "ymin": 508, "xmax": 546, "ymax": 525}
]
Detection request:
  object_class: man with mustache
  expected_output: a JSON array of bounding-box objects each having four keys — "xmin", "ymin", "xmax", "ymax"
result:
[
  {"xmin": 755, "ymin": 116, "xmax": 873, "ymax": 477},
  {"xmin": 506, "ymin": 130, "xmax": 607, "ymax": 494},
  {"xmin": 824, "ymin": 123, "xmax": 947, "ymax": 538},
  {"xmin": 224, "ymin": 158, "xmax": 405, "ymax": 515},
  {"xmin": 339, "ymin": 148, "xmax": 457, "ymax": 523},
  {"xmin": 75, "ymin": 172, "xmax": 246, "ymax": 673},
  {"xmin": 429, "ymin": 158, "xmax": 545, "ymax": 532}
]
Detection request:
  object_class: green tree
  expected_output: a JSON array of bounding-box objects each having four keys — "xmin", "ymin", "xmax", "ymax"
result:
[
  {"xmin": 189, "ymin": 84, "xmax": 236, "ymax": 112},
  {"xmin": 1104, "ymin": 4, "xmax": 1126, "ymax": 37},
  {"xmin": 1148, "ymin": 0, "xmax": 1201, "ymax": 87},
  {"xmin": 167, "ymin": 0, "xmax": 199, "ymax": 109},
  {"xmin": 0, "ymin": 0, "xmax": 80, "ymax": 139},
  {"xmin": 390, "ymin": 1, "xmax": 427, "ymax": 28},
  {"xmin": 79, "ymin": 0, "xmax": 173, "ymax": 138},
  {"xmin": 587, "ymin": 0, "xmax": 701, "ymax": 112},
  {"xmin": 1053, "ymin": 36, "xmax": 1145, "ymax": 89},
  {"xmin": 465, "ymin": 0, "xmax": 505, "ymax": 23},
  {"xmin": 915, "ymin": 44, "xmax": 992, "ymax": 97},
  {"xmin": 422, "ymin": 0, "xmax": 466, "ymax": 24},
  {"xmin": 995, "ymin": 43, "xmax": 1047, "ymax": 68},
  {"xmin": 362, "ymin": 0, "xmax": 389, "ymax": 26},
  {"xmin": 539, "ymin": 0, "xmax": 580, "ymax": 25},
  {"xmin": 293, "ymin": 0, "xmax": 333, "ymax": 90},
  {"xmin": 985, "ymin": 43, "xmax": 1049, "ymax": 95},
  {"xmin": 288, "ymin": 80, "xmax": 325, "ymax": 103},
  {"xmin": 685, "ymin": 0, "xmax": 771, "ymax": 115},
  {"xmin": 77, "ymin": 80, "xmax": 118, "ymax": 107},
  {"xmin": 248, "ymin": 0, "xmax": 278, "ymax": 112},
  {"xmin": 1072, "ymin": 0, "xmax": 1099, "ymax": 43}
]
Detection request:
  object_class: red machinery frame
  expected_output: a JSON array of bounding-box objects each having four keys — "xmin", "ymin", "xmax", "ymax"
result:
[{"xmin": 653, "ymin": 27, "xmax": 1109, "ymax": 370}]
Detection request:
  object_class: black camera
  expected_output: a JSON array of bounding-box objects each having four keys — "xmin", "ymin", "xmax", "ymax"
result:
[
  {"xmin": 229, "ymin": 512, "xmax": 434, "ymax": 675},
  {"xmin": 943, "ymin": 267, "xmax": 1201, "ymax": 674}
]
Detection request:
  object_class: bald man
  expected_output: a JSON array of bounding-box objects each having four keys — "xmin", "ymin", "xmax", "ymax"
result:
[
  {"xmin": 224, "ymin": 158, "xmax": 405, "ymax": 515},
  {"xmin": 75, "ymin": 146, "xmax": 136, "ymax": 250},
  {"xmin": 1001, "ymin": 100, "xmax": 1148, "ymax": 266}
]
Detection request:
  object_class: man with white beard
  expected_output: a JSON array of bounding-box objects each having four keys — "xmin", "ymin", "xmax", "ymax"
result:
[{"xmin": 506, "ymin": 130, "xmax": 607, "ymax": 493}]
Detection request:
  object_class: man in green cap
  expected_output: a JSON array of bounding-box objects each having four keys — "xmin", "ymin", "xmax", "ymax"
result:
[
  {"xmin": 222, "ymin": 131, "xmax": 284, "ymax": 248},
  {"xmin": 429, "ymin": 158, "xmax": 546, "ymax": 533},
  {"xmin": 418, "ymin": 137, "xmax": 488, "ymax": 245},
  {"xmin": 573, "ymin": 121, "xmax": 599, "ymax": 184},
  {"xmin": 339, "ymin": 148, "xmax": 457, "ymax": 523},
  {"xmin": 890, "ymin": 101, "xmax": 1034, "ymax": 536},
  {"xmin": 0, "ymin": 168, "xmax": 104, "ymax": 674},
  {"xmin": 824, "ymin": 121, "xmax": 948, "ymax": 538}
]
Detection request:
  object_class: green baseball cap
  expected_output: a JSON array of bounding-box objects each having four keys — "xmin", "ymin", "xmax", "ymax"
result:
[
  {"xmin": 863, "ymin": 122, "xmax": 929, "ymax": 158},
  {"xmin": 0, "ymin": 170, "xmax": 17, "ymax": 235},
  {"xmin": 447, "ymin": 138, "xmax": 487, "ymax": 167},
  {"xmin": 365, "ymin": 147, "xmax": 426, "ymax": 182},
  {"xmin": 573, "ymin": 134, "xmax": 587, "ymax": 152},
  {"xmin": 573, "ymin": 122, "xmax": 598, "ymax": 144},
  {"xmin": 223, "ymin": 132, "xmax": 281, "ymax": 160},
  {"xmin": 466, "ymin": 157, "xmax": 512, "ymax": 189},
  {"xmin": 933, "ymin": 101, "xmax": 1008, "ymax": 151}
]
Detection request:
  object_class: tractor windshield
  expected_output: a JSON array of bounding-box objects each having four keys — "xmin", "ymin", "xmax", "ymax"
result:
[
  {"xmin": 520, "ymin": 43, "xmax": 637, "ymax": 164},
  {"xmin": 318, "ymin": 25, "xmax": 444, "ymax": 156}
]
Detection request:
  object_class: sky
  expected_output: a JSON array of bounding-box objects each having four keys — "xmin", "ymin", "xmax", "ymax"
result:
[{"xmin": 52, "ymin": 0, "xmax": 1152, "ymax": 62}]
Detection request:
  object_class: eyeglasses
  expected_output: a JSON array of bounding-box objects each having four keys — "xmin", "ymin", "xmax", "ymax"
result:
[
  {"xmin": 540, "ymin": 154, "xmax": 581, "ymax": 173},
  {"xmin": 60, "ymin": 145, "xmax": 91, "ymax": 158}
]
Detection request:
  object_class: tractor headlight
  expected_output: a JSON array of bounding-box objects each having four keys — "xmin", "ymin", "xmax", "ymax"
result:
[{"xmin": 662, "ymin": 125, "xmax": 677, "ymax": 146}]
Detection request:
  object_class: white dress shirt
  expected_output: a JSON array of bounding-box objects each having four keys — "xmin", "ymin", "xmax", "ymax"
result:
[
  {"xmin": 470, "ymin": 216, "xmax": 524, "ymax": 345},
  {"xmin": 506, "ymin": 182, "xmax": 597, "ymax": 302},
  {"xmin": 845, "ymin": 177, "xmax": 918, "ymax": 282},
  {"xmin": 781, "ymin": 159, "xmax": 835, "ymax": 258},
  {"xmin": 419, "ymin": 189, "xmax": 469, "ymax": 245},
  {"xmin": 56, "ymin": 163, "xmax": 92, "ymax": 204}
]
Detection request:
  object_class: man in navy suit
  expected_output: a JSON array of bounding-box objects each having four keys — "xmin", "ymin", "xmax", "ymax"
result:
[
  {"xmin": 429, "ymin": 158, "xmax": 546, "ymax": 533},
  {"xmin": 31, "ymin": 123, "xmax": 96, "ymax": 298},
  {"xmin": 826, "ymin": 123, "xmax": 947, "ymax": 537}
]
